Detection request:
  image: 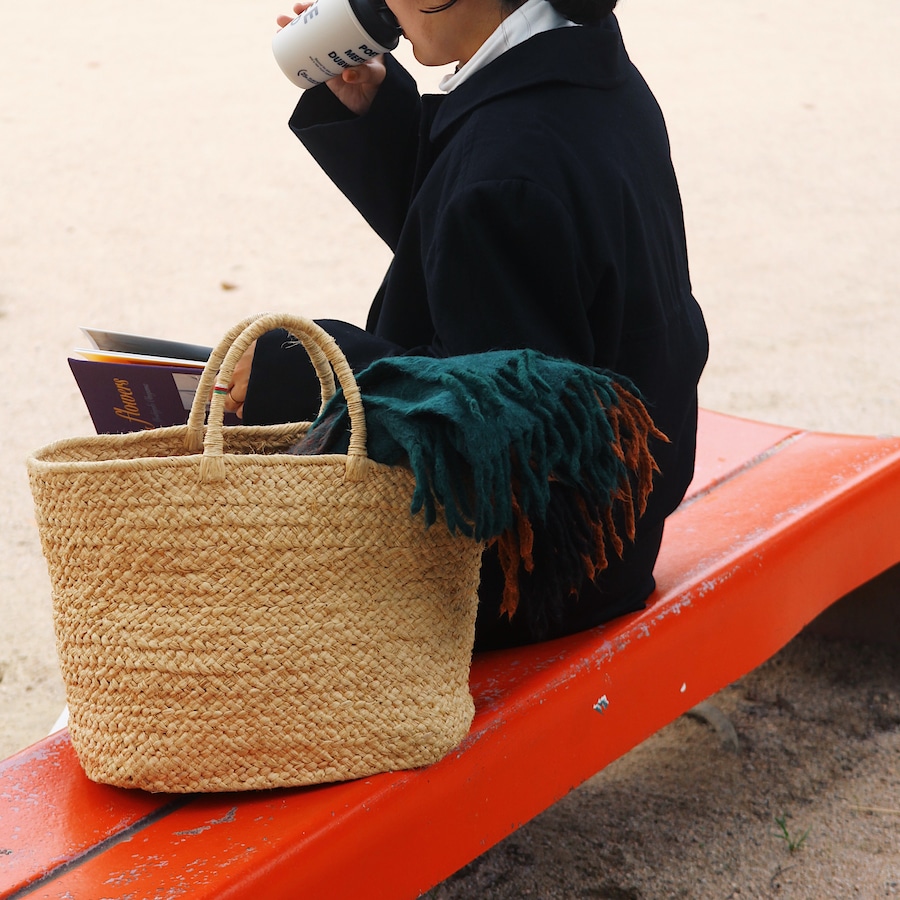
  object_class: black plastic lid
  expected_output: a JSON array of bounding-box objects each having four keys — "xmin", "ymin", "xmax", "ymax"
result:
[{"xmin": 346, "ymin": 0, "xmax": 401, "ymax": 50}]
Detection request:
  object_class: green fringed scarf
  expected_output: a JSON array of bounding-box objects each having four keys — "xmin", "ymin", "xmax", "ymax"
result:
[{"xmin": 293, "ymin": 350, "xmax": 666, "ymax": 622}]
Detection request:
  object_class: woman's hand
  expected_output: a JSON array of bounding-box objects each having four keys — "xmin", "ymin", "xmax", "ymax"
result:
[
  {"xmin": 222, "ymin": 340, "xmax": 257, "ymax": 420},
  {"xmin": 276, "ymin": 3, "xmax": 387, "ymax": 116}
]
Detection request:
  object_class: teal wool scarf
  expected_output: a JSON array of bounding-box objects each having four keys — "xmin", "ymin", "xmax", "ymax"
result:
[{"xmin": 294, "ymin": 350, "xmax": 665, "ymax": 623}]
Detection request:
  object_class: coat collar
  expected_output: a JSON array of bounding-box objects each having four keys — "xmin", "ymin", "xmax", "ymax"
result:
[{"xmin": 428, "ymin": 15, "xmax": 631, "ymax": 140}]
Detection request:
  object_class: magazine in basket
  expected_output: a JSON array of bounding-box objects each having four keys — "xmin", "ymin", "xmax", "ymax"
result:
[{"xmin": 69, "ymin": 326, "xmax": 238, "ymax": 433}]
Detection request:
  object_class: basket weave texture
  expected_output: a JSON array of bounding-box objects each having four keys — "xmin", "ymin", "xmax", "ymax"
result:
[{"xmin": 27, "ymin": 315, "xmax": 483, "ymax": 793}]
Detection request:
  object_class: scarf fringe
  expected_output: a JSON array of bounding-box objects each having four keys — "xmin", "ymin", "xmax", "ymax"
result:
[{"xmin": 493, "ymin": 382, "xmax": 664, "ymax": 620}]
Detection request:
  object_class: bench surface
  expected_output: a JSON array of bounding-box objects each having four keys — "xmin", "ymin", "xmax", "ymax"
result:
[{"xmin": 2, "ymin": 410, "xmax": 900, "ymax": 900}]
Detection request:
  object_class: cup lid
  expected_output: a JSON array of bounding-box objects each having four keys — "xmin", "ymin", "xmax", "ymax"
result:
[{"xmin": 347, "ymin": 0, "xmax": 401, "ymax": 50}]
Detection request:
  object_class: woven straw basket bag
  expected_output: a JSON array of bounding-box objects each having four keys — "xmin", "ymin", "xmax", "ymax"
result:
[{"xmin": 27, "ymin": 314, "xmax": 484, "ymax": 793}]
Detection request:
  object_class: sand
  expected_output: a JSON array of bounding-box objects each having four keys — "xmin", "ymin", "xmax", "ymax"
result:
[{"xmin": 0, "ymin": 0, "xmax": 897, "ymax": 896}]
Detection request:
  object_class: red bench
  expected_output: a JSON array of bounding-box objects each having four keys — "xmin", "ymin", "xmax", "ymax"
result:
[{"xmin": 2, "ymin": 409, "xmax": 899, "ymax": 900}]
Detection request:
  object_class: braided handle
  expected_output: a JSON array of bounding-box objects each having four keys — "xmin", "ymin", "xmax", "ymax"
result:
[{"xmin": 186, "ymin": 313, "xmax": 369, "ymax": 483}]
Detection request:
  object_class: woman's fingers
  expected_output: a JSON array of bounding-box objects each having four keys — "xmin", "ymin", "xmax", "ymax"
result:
[
  {"xmin": 221, "ymin": 340, "xmax": 257, "ymax": 420},
  {"xmin": 342, "ymin": 58, "xmax": 385, "ymax": 85},
  {"xmin": 327, "ymin": 56, "xmax": 386, "ymax": 115},
  {"xmin": 222, "ymin": 388, "xmax": 244, "ymax": 419}
]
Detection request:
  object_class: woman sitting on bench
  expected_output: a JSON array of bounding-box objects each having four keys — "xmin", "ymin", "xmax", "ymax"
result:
[{"xmin": 226, "ymin": 0, "xmax": 709, "ymax": 649}]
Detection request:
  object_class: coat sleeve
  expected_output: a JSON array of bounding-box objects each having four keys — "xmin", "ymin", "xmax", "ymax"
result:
[
  {"xmin": 288, "ymin": 55, "xmax": 421, "ymax": 250},
  {"xmin": 242, "ymin": 59, "xmax": 424, "ymax": 426}
]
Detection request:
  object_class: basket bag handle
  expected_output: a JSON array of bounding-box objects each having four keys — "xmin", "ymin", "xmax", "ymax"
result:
[{"xmin": 185, "ymin": 313, "xmax": 370, "ymax": 484}]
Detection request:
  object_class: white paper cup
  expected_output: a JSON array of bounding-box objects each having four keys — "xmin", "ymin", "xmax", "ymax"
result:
[{"xmin": 272, "ymin": 0, "xmax": 401, "ymax": 89}]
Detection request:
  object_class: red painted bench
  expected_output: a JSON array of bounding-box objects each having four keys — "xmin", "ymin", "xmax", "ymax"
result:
[{"xmin": 2, "ymin": 409, "xmax": 899, "ymax": 900}]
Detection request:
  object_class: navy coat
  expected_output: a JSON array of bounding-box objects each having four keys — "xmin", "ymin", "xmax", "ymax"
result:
[{"xmin": 245, "ymin": 15, "xmax": 709, "ymax": 647}]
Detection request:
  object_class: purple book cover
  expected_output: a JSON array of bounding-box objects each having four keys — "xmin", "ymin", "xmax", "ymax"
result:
[{"xmin": 69, "ymin": 358, "xmax": 238, "ymax": 434}]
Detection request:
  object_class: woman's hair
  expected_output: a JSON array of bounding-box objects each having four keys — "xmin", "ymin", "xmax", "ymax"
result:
[
  {"xmin": 545, "ymin": 0, "xmax": 616, "ymax": 24},
  {"xmin": 423, "ymin": 0, "xmax": 616, "ymax": 21}
]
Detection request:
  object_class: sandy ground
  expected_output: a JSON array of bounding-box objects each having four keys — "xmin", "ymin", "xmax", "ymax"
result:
[{"xmin": 0, "ymin": 0, "xmax": 897, "ymax": 896}]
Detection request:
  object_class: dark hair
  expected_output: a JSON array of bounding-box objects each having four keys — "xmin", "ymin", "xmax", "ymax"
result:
[
  {"xmin": 545, "ymin": 0, "xmax": 616, "ymax": 24},
  {"xmin": 422, "ymin": 0, "xmax": 616, "ymax": 20}
]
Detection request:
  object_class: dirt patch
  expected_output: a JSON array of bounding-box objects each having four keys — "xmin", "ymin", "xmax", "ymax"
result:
[{"xmin": 425, "ymin": 633, "xmax": 900, "ymax": 899}]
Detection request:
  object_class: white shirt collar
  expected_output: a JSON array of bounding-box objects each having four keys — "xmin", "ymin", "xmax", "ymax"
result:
[{"xmin": 438, "ymin": 0, "xmax": 576, "ymax": 93}]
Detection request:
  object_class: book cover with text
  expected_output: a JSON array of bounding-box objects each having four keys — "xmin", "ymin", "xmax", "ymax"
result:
[{"xmin": 69, "ymin": 358, "xmax": 238, "ymax": 434}]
